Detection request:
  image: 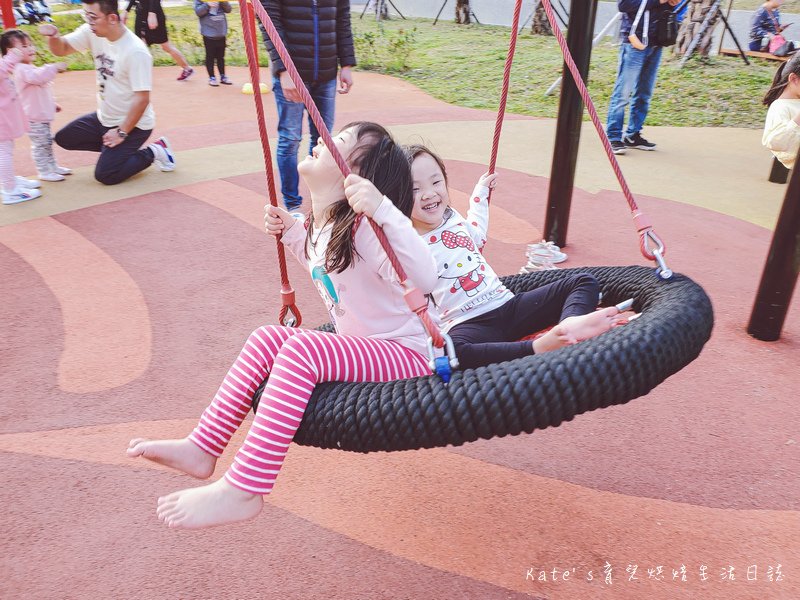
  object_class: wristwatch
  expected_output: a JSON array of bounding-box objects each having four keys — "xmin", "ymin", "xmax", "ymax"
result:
[{"xmin": 117, "ymin": 128, "xmax": 128, "ymax": 139}]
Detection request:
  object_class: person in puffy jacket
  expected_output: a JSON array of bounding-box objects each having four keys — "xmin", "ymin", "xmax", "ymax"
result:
[
  {"xmin": 259, "ymin": 0, "xmax": 356, "ymax": 211},
  {"xmin": 606, "ymin": 0, "xmax": 679, "ymax": 155}
]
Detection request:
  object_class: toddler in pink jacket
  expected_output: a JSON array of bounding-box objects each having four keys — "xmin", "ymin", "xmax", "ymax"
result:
[
  {"xmin": 10, "ymin": 29, "xmax": 71, "ymax": 182},
  {"xmin": 0, "ymin": 30, "xmax": 41, "ymax": 205}
]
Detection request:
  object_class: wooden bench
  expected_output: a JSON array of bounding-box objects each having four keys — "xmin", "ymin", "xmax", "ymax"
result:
[{"xmin": 719, "ymin": 48, "xmax": 790, "ymax": 62}]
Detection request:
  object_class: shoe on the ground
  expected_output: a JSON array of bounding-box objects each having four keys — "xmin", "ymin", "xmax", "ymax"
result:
[
  {"xmin": 2, "ymin": 187, "xmax": 42, "ymax": 205},
  {"xmin": 209, "ymin": 76, "xmax": 219, "ymax": 87},
  {"xmin": 149, "ymin": 137, "xmax": 176, "ymax": 172},
  {"xmin": 519, "ymin": 259, "xmax": 559, "ymax": 274},
  {"xmin": 527, "ymin": 240, "xmax": 568, "ymax": 264},
  {"xmin": 15, "ymin": 175, "xmax": 41, "ymax": 189},
  {"xmin": 55, "ymin": 165, "xmax": 72, "ymax": 176},
  {"xmin": 610, "ymin": 140, "xmax": 627, "ymax": 155},
  {"xmin": 220, "ymin": 75, "xmax": 233, "ymax": 85},
  {"xmin": 623, "ymin": 132, "xmax": 656, "ymax": 151},
  {"xmin": 177, "ymin": 67, "xmax": 194, "ymax": 81},
  {"xmin": 284, "ymin": 200, "xmax": 302, "ymax": 212},
  {"xmin": 38, "ymin": 172, "xmax": 66, "ymax": 182}
]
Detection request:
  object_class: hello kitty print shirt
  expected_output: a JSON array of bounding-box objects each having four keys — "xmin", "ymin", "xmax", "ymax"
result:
[{"xmin": 425, "ymin": 181, "xmax": 512, "ymax": 332}]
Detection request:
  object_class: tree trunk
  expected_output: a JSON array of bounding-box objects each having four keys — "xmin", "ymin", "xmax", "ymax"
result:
[
  {"xmin": 674, "ymin": 0, "xmax": 722, "ymax": 57},
  {"xmin": 532, "ymin": 5, "xmax": 553, "ymax": 36},
  {"xmin": 455, "ymin": 0, "xmax": 471, "ymax": 24}
]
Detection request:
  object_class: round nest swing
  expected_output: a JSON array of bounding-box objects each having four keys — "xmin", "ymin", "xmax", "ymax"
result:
[{"xmin": 252, "ymin": 265, "xmax": 714, "ymax": 453}]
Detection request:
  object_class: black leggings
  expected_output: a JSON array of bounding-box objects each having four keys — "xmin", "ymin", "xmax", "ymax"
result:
[
  {"xmin": 203, "ymin": 36, "xmax": 226, "ymax": 78},
  {"xmin": 54, "ymin": 112, "xmax": 154, "ymax": 186},
  {"xmin": 448, "ymin": 273, "xmax": 600, "ymax": 369}
]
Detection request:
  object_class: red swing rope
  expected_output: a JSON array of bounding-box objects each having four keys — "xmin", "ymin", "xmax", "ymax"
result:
[
  {"xmin": 239, "ymin": 0, "xmax": 301, "ymax": 327},
  {"xmin": 538, "ymin": 0, "xmax": 668, "ymax": 265},
  {"xmin": 246, "ymin": 0, "xmax": 445, "ymax": 349},
  {"xmin": 487, "ymin": 0, "xmax": 523, "ymax": 203}
]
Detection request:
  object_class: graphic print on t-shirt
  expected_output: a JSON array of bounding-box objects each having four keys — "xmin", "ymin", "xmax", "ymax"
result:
[
  {"xmin": 429, "ymin": 228, "xmax": 488, "ymax": 298},
  {"xmin": 312, "ymin": 265, "xmax": 345, "ymax": 318},
  {"xmin": 95, "ymin": 53, "xmax": 115, "ymax": 98}
]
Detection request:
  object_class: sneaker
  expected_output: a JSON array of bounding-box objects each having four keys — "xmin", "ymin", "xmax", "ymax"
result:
[
  {"xmin": 610, "ymin": 140, "xmax": 627, "ymax": 155},
  {"xmin": 519, "ymin": 259, "xmax": 559, "ymax": 274},
  {"xmin": 220, "ymin": 75, "xmax": 233, "ymax": 85},
  {"xmin": 149, "ymin": 137, "xmax": 176, "ymax": 172},
  {"xmin": 527, "ymin": 240, "xmax": 568, "ymax": 264},
  {"xmin": 15, "ymin": 175, "xmax": 41, "ymax": 189},
  {"xmin": 623, "ymin": 132, "xmax": 656, "ymax": 151},
  {"xmin": 177, "ymin": 67, "xmax": 194, "ymax": 81},
  {"xmin": 2, "ymin": 187, "xmax": 42, "ymax": 205},
  {"xmin": 209, "ymin": 76, "xmax": 219, "ymax": 87},
  {"xmin": 38, "ymin": 172, "xmax": 66, "ymax": 182},
  {"xmin": 55, "ymin": 165, "xmax": 72, "ymax": 176}
]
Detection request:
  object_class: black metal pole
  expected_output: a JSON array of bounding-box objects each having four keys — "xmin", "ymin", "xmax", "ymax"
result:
[
  {"xmin": 747, "ymin": 151, "xmax": 800, "ymax": 341},
  {"xmin": 433, "ymin": 0, "xmax": 448, "ymax": 26},
  {"xmin": 543, "ymin": 0, "xmax": 598, "ymax": 247}
]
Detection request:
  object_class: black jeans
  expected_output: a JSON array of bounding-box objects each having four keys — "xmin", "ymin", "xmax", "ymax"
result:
[
  {"xmin": 448, "ymin": 273, "xmax": 600, "ymax": 369},
  {"xmin": 54, "ymin": 112, "xmax": 154, "ymax": 185},
  {"xmin": 203, "ymin": 36, "xmax": 226, "ymax": 78}
]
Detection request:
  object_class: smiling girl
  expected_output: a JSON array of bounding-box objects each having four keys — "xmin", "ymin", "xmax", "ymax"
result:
[
  {"xmin": 128, "ymin": 122, "xmax": 442, "ymax": 529},
  {"xmin": 406, "ymin": 144, "xmax": 627, "ymax": 369}
]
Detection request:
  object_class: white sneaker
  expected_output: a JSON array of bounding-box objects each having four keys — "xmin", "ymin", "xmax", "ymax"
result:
[
  {"xmin": 519, "ymin": 259, "xmax": 559, "ymax": 274},
  {"xmin": 149, "ymin": 137, "xmax": 176, "ymax": 172},
  {"xmin": 55, "ymin": 165, "xmax": 72, "ymax": 176},
  {"xmin": 38, "ymin": 172, "xmax": 66, "ymax": 182},
  {"xmin": 526, "ymin": 240, "xmax": 568, "ymax": 264},
  {"xmin": 2, "ymin": 187, "xmax": 42, "ymax": 205},
  {"xmin": 15, "ymin": 176, "xmax": 41, "ymax": 189}
]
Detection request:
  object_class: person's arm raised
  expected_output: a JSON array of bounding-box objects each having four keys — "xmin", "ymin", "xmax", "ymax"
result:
[{"xmin": 38, "ymin": 24, "xmax": 77, "ymax": 57}]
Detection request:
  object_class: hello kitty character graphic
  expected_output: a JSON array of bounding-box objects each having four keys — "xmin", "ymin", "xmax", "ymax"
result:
[{"xmin": 428, "ymin": 229, "xmax": 488, "ymax": 297}]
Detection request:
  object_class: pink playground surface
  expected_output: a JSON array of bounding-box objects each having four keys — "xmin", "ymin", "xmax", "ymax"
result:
[{"xmin": 1, "ymin": 67, "xmax": 798, "ymax": 599}]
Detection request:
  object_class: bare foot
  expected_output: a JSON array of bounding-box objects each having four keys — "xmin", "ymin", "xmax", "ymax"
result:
[
  {"xmin": 534, "ymin": 307, "xmax": 627, "ymax": 354},
  {"xmin": 127, "ymin": 438, "xmax": 216, "ymax": 479},
  {"xmin": 156, "ymin": 478, "xmax": 264, "ymax": 529}
]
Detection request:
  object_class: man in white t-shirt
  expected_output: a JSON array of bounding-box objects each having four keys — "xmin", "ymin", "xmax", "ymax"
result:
[{"xmin": 38, "ymin": 0, "xmax": 176, "ymax": 185}]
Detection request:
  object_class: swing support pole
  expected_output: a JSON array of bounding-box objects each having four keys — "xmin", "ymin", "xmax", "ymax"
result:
[
  {"xmin": 543, "ymin": 0, "xmax": 598, "ymax": 248},
  {"xmin": 747, "ymin": 147, "xmax": 800, "ymax": 341},
  {"xmin": 0, "ymin": 0, "xmax": 15, "ymax": 28}
]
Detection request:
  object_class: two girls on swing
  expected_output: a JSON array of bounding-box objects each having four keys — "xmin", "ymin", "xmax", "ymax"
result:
[{"xmin": 128, "ymin": 121, "xmax": 628, "ymax": 529}]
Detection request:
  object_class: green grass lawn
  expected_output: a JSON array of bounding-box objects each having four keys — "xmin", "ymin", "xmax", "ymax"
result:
[{"xmin": 15, "ymin": 6, "xmax": 778, "ymax": 128}]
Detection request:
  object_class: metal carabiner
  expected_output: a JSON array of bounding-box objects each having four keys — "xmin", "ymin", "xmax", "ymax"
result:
[{"xmin": 427, "ymin": 333, "xmax": 460, "ymax": 383}]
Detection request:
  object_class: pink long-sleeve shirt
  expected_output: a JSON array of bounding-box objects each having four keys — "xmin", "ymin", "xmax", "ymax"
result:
[
  {"xmin": 0, "ymin": 51, "xmax": 27, "ymax": 141},
  {"xmin": 14, "ymin": 63, "xmax": 60, "ymax": 123},
  {"xmin": 281, "ymin": 197, "xmax": 442, "ymax": 358}
]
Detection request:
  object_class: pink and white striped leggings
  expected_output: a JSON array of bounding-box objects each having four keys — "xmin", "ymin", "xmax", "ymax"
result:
[{"xmin": 188, "ymin": 325, "xmax": 430, "ymax": 494}]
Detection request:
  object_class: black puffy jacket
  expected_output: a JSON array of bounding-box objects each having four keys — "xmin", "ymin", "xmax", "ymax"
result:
[
  {"xmin": 618, "ymin": 0, "xmax": 673, "ymax": 46},
  {"xmin": 259, "ymin": 0, "xmax": 357, "ymax": 84}
]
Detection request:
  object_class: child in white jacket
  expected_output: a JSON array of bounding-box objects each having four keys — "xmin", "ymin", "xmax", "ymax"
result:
[{"xmin": 763, "ymin": 53, "xmax": 800, "ymax": 169}]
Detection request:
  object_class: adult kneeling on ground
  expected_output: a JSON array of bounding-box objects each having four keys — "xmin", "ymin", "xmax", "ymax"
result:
[{"xmin": 38, "ymin": 0, "xmax": 175, "ymax": 186}]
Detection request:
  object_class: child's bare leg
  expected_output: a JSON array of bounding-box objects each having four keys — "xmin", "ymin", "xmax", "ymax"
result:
[
  {"xmin": 533, "ymin": 307, "xmax": 626, "ymax": 354},
  {"xmin": 127, "ymin": 438, "xmax": 216, "ymax": 479},
  {"xmin": 157, "ymin": 478, "xmax": 263, "ymax": 529}
]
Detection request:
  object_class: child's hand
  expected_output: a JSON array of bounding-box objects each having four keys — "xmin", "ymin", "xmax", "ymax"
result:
[
  {"xmin": 478, "ymin": 172, "xmax": 497, "ymax": 189},
  {"xmin": 55, "ymin": 62, "xmax": 68, "ymax": 73},
  {"xmin": 265, "ymin": 204, "xmax": 295, "ymax": 238},
  {"xmin": 344, "ymin": 174, "xmax": 384, "ymax": 218},
  {"xmin": 147, "ymin": 11, "xmax": 158, "ymax": 30},
  {"xmin": 38, "ymin": 24, "xmax": 59, "ymax": 37}
]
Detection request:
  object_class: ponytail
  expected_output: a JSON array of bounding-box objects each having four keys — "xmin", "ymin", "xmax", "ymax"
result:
[{"xmin": 763, "ymin": 54, "xmax": 800, "ymax": 105}]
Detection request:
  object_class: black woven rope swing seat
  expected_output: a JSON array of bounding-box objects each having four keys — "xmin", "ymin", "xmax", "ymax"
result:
[{"xmin": 253, "ymin": 265, "xmax": 714, "ymax": 453}]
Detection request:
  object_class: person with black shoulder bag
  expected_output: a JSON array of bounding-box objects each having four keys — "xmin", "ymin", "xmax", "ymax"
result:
[{"xmin": 606, "ymin": 0, "xmax": 681, "ymax": 156}]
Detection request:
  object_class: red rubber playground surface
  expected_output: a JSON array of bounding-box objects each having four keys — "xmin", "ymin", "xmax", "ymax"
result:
[{"xmin": 1, "ymin": 67, "xmax": 798, "ymax": 599}]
